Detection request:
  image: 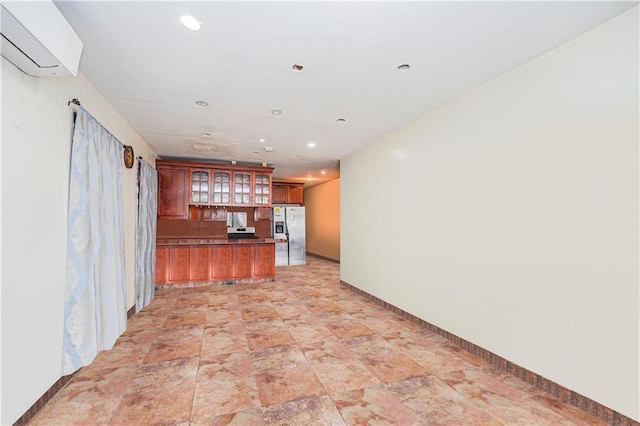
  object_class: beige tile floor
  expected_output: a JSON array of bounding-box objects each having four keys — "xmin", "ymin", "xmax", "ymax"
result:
[{"xmin": 30, "ymin": 257, "xmax": 605, "ymax": 425}]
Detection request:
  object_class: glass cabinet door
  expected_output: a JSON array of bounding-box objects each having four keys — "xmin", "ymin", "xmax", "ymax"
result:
[
  {"xmin": 233, "ymin": 172, "xmax": 252, "ymax": 205},
  {"xmin": 254, "ymin": 174, "xmax": 270, "ymax": 205},
  {"xmin": 212, "ymin": 172, "xmax": 231, "ymax": 205},
  {"xmin": 190, "ymin": 170, "xmax": 210, "ymax": 204}
]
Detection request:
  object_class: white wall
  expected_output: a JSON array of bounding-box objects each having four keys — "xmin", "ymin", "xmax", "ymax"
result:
[
  {"xmin": 1, "ymin": 58, "xmax": 156, "ymax": 424},
  {"xmin": 342, "ymin": 7, "xmax": 639, "ymax": 420}
]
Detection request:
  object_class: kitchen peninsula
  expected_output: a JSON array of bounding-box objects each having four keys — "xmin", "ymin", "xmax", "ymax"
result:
[{"xmin": 155, "ymin": 159, "xmax": 280, "ymax": 287}]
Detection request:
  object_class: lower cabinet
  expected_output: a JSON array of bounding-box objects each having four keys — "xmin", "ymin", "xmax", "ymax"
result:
[
  {"xmin": 155, "ymin": 246, "xmax": 189, "ymax": 284},
  {"xmin": 253, "ymin": 244, "xmax": 275, "ymax": 278},
  {"xmin": 155, "ymin": 247, "xmax": 168, "ymax": 283},
  {"xmin": 168, "ymin": 246, "xmax": 189, "ymax": 282},
  {"xmin": 210, "ymin": 245, "xmax": 232, "ymax": 279},
  {"xmin": 156, "ymin": 243, "xmax": 275, "ymax": 284},
  {"xmin": 232, "ymin": 245, "xmax": 253, "ymax": 279},
  {"xmin": 189, "ymin": 246, "xmax": 210, "ymax": 281}
]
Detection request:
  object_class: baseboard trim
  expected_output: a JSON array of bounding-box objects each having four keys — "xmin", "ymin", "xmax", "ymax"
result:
[
  {"xmin": 340, "ymin": 279, "xmax": 639, "ymax": 426},
  {"xmin": 12, "ymin": 372, "xmax": 77, "ymax": 426},
  {"xmin": 155, "ymin": 277, "xmax": 275, "ymax": 289},
  {"xmin": 13, "ymin": 306, "xmax": 140, "ymax": 426},
  {"xmin": 306, "ymin": 251, "xmax": 340, "ymax": 264}
]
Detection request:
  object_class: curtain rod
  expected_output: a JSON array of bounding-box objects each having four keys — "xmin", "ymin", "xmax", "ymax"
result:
[
  {"xmin": 137, "ymin": 157, "xmax": 157, "ymax": 171},
  {"xmin": 69, "ymin": 98, "xmax": 157, "ymax": 170},
  {"xmin": 67, "ymin": 98, "xmax": 125, "ymax": 149}
]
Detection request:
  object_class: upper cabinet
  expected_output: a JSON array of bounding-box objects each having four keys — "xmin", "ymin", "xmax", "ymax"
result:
[
  {"xmin": 157, "ymin": 164, "xmax": 189, "ymax": 219},
  {"xmin": 272, "ymin": 182, "xmax": 304, "ymax": 205},
  {"xmin": 233, "ymin": 172, "xmax": 252, "ymax": 205},
  {"xmin": 190, "ymin": 169, "xmax": 211, "ymax": 205},
  {"xmin": 287, "ymin": 184, "xmax": 304, "ymax": 204},
  {"xmin": 254, "ymin": 174, "xmax": 271, "ymax": 205},
  {"xmin": 157, "ymin": 160, "xmax": 273, "ymax": 210},
  {"xmin": 212, "ymin": 171, "xmax": 231, "ymax": 205},
  {"xmin": 272, "ymin": 184, "xmax": 288, "ymax": 204}
]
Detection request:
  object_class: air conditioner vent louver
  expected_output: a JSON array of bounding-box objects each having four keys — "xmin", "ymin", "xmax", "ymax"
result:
[{"xmin": 0, "ymin": 1, "xmax": 83, "ymax": 77}]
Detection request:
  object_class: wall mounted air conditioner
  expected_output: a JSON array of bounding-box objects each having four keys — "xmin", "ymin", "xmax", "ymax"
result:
[{"xmin": 1, "ymin": 0, "xmax": 83, "ymax": 77}]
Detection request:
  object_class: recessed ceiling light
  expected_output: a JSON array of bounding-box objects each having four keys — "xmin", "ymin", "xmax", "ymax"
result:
[
  {"xmin": 202, "ymin": 132, "xmax": 211, "ymax": 137},
  {"xmin": 397, "ymin": 64, "xmax": 411, "ymax": 72},
  {"xmin": 195, "ymin": 100, "xmax": 209, "ymax": 106},
  {"xmin": 321, "ymin": 170, "xmax": 326, "ymax": 175},
  {"xmin": 180, "ymin": 15, "xmax": 201, "ymax": 31},
  {"xmin": 264, "ymin": 146, "xmax": 273, "ymax": 152},
  {"xmin": 307, "ymin": 142, "xmax": 316, "ymax": 148},
  {"xmin": 296, "ymin": 154, "xmax": 303, "ymax": 158},
  {"xmin": 271, "ymin": 109, "xmax": 282, "ymax": 115},
  {"xmin": 336, "ymin": 118, "xmax": 347, "ymax": 123},
  {"xmin": 292, "ymin": 64, "xmax": 304, "ymax": 72},
  {"xmin": 258, "ymin": 138, "xmax": 266, "ymax": 143}
]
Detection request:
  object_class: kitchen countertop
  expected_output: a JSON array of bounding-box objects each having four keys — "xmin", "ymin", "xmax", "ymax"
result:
[{"xmin": 157, "ymin": 237, "xmax": 285, "ymax": 246}]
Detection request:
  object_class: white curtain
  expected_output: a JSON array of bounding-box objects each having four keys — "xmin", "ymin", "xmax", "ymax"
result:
[
  {"xmin": 135, "ymin": 160, "xmax": 158, "ymax": 312},
  {"xmin": 62, "ymin": 106, "xmax": 127, "ymax": 375}
]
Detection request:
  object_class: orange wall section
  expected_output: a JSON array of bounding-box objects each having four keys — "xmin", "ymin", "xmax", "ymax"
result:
[{"xmin": 304, "ymin": 178, "xmax": 340, "ymax": 261}]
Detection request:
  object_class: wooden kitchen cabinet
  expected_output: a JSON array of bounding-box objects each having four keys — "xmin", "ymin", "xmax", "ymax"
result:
[
  {"xmin": 156, "ymin": 241, "xmax": 276, "ymax": 284},
  {"xmin": 155, "ymin": 245, "xmax": 190, "ymax": 284},
  {"xmin": 254, "ymin": 173, "xmax": 271, "ymax": 205},
  {"xmin": 157, "ymin": 165, "xmax": 189, "ymax": 219},
  {"xmin": 189, "ymin": 246, "xmax": 210, "ymax": 281},
  {"xmin": 192, "ymin": 205, "xmax": 227, "ymax": 221},
  {"xmin": 272, "ymin": 182, "xmax": 304, "ymax": 204},
  {"xmin": 212, "ymin": 171, "xmax": 231, "ymax": 205},
  {"xmin": 272, "ymin": 185, "xmax": 288, "ymax": 204},
  {"xmin": 287, "ymin": 185, "xmax": 304, "ymax": 204},
  {"xmin": 156, "ymin": 246, "xmax": 168, "ymax": 283},
  {"xmin": 233, "ymin": 172, "xmax": 252, "ymax": 206},
  {"xmin": 232, "ymin": 245, "xmax": 253, "ymax": 278},
  {"xmin": 253, "ymin": 244, "xmax": 275, "ymax": 278},
  {"xmin": 168, "ymin": 246, "xmax": 189, "ymax": 282},
  {"xmin": 158, "ymin": 160, "xmax": 272, "ymax": 209},
  {"xmin": 210, "ymin": 245, "xmax": 232, "ymax": 279},
  {"xmin": 211, "ymin": 206, "xmax": 228, "ymax": 221},
  {"xmin": 189, "ymin": 169, "xmax": 211, "ymax": 205},
  {"xmin": 254, "ymin": 207, "xmax": 271, "ymax": 220}
]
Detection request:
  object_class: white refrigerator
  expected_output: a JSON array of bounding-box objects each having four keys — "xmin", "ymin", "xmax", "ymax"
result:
[{"xmin": 273, "ymin": 206, "xmax": 306, "ymax": 266}]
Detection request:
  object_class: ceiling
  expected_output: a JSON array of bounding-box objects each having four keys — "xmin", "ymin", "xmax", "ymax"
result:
[{"xmin": 54, "ymin": 1, "xmax": 636, "ymax": 186}]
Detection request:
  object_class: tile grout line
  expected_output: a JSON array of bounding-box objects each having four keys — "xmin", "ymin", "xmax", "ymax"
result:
[
  {"xmin": 188, "ymin": 310, "xmax": 207, "ymax": 424},
  {"xmin": 340, "ymin": 278, "xmax": 639, "ymax": 426},
  {"xmin": 16, "ymin": 305, "xmax": 140, "ymax": 426},
  {"xmin": 25, "ymin": 259, "xmax": 626, "ymax": 425}
]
